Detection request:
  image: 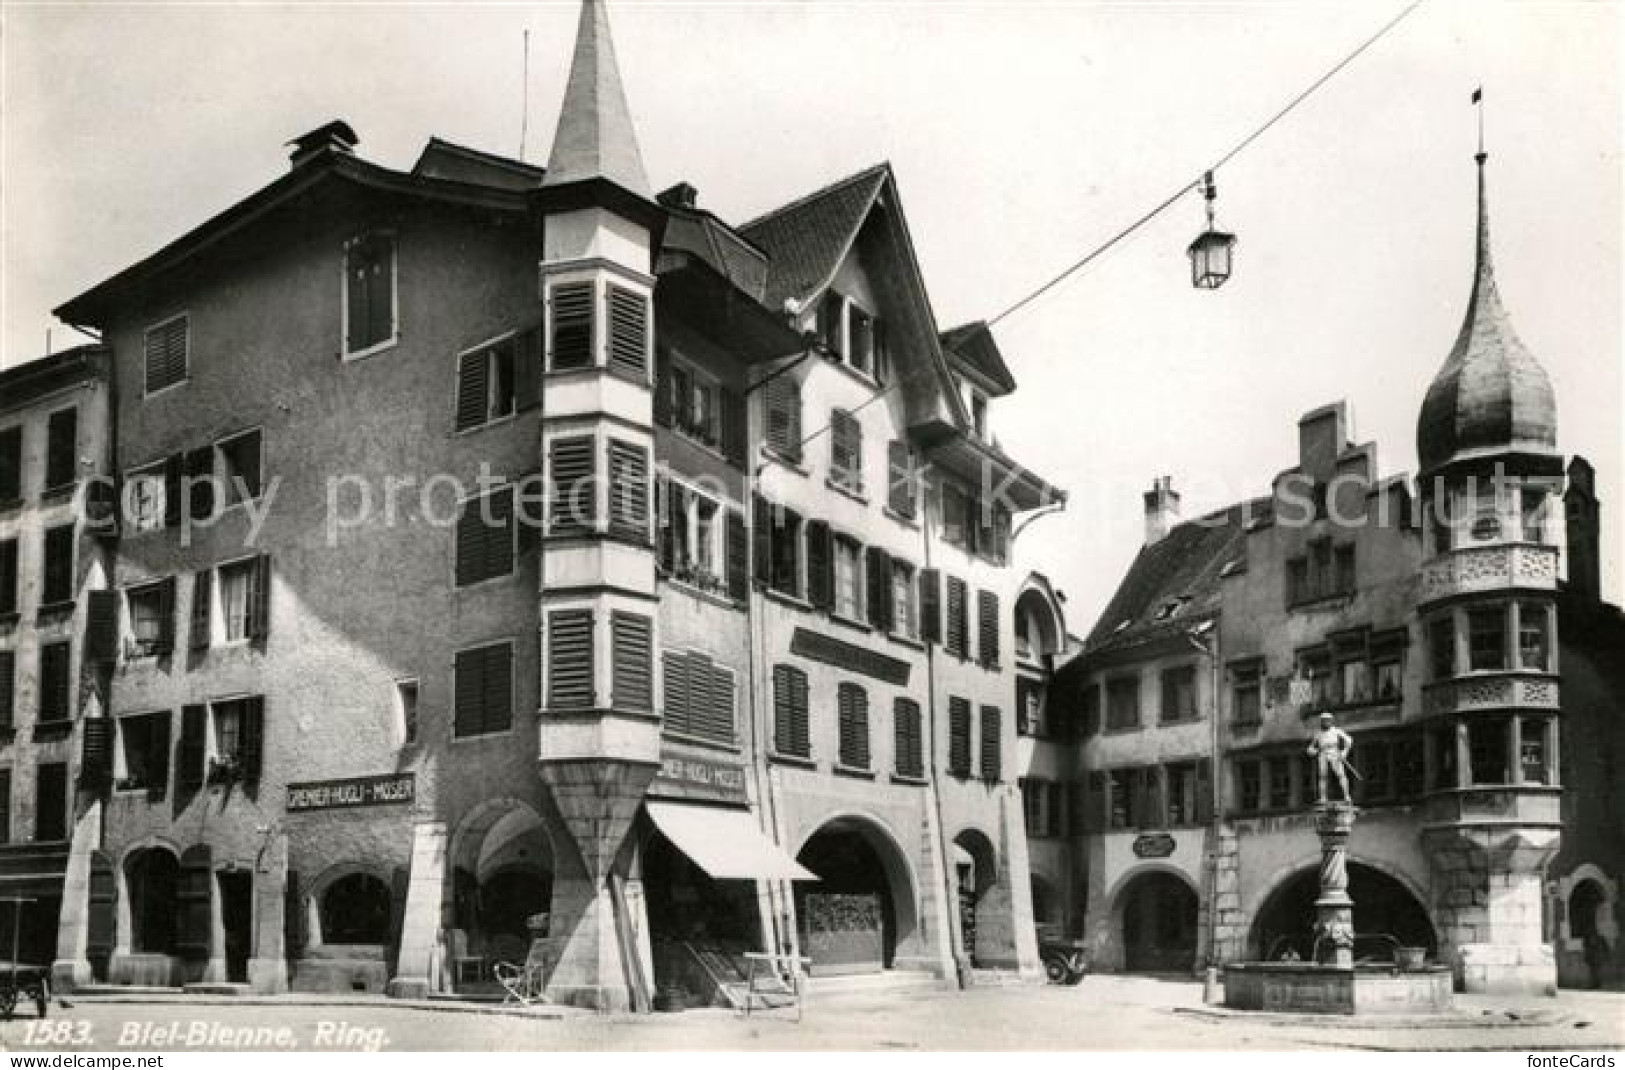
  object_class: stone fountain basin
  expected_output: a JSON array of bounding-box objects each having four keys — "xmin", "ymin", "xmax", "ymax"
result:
[{"xmin": 1224, "ymin": 962, "xmax": 1454, "ymax": 1015}]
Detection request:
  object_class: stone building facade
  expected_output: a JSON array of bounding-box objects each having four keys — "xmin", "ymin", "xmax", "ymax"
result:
[
  {"xmin": 0, "ymin": 346, "xmax": 114, "ymax": 970},
  {"xmin": 1052, "ymin": 150, "xmax": 1613, "ymax": 996},
  {"xmin": 39, "ymin": 0, "xmax": 1061, "ymax": 1005}
]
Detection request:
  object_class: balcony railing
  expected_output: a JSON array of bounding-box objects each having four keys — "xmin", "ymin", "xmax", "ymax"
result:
[
  {"xmin": 1419, "ymin": 543, "xmax": 1558, "ymax": 604},
  {"xmin": 1422, "ymin": 672, "xmax": 1559, "ymax": 716}
]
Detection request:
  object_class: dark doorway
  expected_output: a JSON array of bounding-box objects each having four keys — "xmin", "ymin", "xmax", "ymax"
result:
[
  {"xmin": 479, "ymin": 869, "xmax": 551, "ymax": 962},
  {"xmin": 796, "ymin": 824, "xmax": 898, "ymax": 976},
  {"xmin": 126, "ymin": 849, "xmax": 179, "ymax": 954},
  {"xmin": 218, "ymin": 871, "xmax": 252, "ymax": 983},
  {"xmin": 1570, "ymin": 881, "xmax": 1608, "ymax": 989},
  {"xmin": 1119, "ymin": 871, "xmax": 1198, "ymax": 973},
  {"xmin": 644, "ymin": 830, "xmax": 763, "ymax": 1003},
  {"xmin": 1251, "ymin": 863, "xmax": 1436, "ymax": 963},
  {"xmin": 321, "ymin": 873, "xmax": 392, "ymax": 945},
  {"xmin": 34, "ymin": 763, "xmax": 67, "ymax": 842}
]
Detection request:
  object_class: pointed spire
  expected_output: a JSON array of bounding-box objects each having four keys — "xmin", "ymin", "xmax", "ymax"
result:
[
  {"xmin": 542, "ymin": 0, "xmax": 651, "ymax": 198},
  {"xmin": 1448, "ymin": 150, "xmax": 1508, "ymax": 360}
]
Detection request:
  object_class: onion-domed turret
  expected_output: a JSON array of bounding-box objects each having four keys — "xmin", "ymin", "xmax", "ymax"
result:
[{"xmin": 1416, "ymin": 154, "xmax": 1557, "ymax": 479}]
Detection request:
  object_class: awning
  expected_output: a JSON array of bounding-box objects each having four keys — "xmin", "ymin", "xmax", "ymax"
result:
[{"xmin": 646, "ymin": 801, "xmax": 817, "ymax": 882}]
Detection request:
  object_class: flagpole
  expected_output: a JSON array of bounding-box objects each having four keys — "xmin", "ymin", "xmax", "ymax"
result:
[{"xmin": 1474, "ymin": 86, "xmax": 1485, "ymax": 156}]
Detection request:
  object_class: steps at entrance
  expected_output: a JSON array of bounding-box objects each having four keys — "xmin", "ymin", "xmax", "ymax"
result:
[
  {"xmin": 969, "ymin": 967, "xmax": 1026, "ymax": 987},
  {"xmin": 181, "ymin": 982, "xmax": 251, "ymax": 996},
  {"xmin": 804, "ymin": 971, "xmax": 944, "ymax": 999}
]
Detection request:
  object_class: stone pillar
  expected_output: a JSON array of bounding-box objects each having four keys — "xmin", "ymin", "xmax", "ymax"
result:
[
  {"xmin": 1426, "ymin": 826, "xmax": 1558, "ymax": 995},
  {"xmin": 247, "ymin": 832, "xmax": 288, "ymax": 993},
  {"xmin": 1198, "ymin": 824, "xmax": 1244, "ymax": 966},
  {"xmin": 537, "ymin": 758, "xmax": 657, "ymax": 1010},
  {"xmin": 1313, "ymin": 803, "xmax": 1356, "ymax": 968},
  {"xmin": 52, "ymin": 800, "xmax": 101, "ymax": 990},
  {"xmin": 1001, "ymin": 790, "xmax": 1043, "ymax": 980},
  {"xmin": 387, "ymin": 820, "xmax": 447, "ymax": 999}
]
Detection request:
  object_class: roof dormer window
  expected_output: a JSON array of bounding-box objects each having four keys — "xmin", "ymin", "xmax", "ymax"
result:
[{"xmin": 971, "ymin": 391, "xmax": 989, "ymax": 439}]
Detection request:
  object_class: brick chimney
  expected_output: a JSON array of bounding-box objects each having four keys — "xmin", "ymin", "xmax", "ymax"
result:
[
  {"xmin": 1144, "ymin": 476, "xmax": 1181, "ymax": 546},
  {"xmin": 1565, "ymin": 455, "xmax": 1600, "ymax": 600}
]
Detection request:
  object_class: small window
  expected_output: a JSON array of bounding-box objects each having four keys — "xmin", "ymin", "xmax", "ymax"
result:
[
  {"xmin": 455, "ymin": 339, "xmax": 517, "ymax": 432},
  {"xmin": 890, "ymin": 559, "xmax": 916, "ymax": 639},
  {"xmin": 38, "ymin": 641, "xmax": 72, "ymax": 722},
  {"xmin": 1165, "ymin": 762, "xmax": 1198, "ymax": 826},
  {"xmin": 144, "ymin": 315, "xmax": 189, "ymax": 394},
  {"xmin": 670, "ymin": 362, "xmax": 719, "ymax": 448},
  {"xmin": 1105, "ymin": 676, "xmax": 1139, "ymax": 730},
  {"xmin": 42, "ymin": 523, "xmax": 75, "ymax": 604},
  {"xmin": 117, "ymin": 713, "xmax": 169, "ymax": 793},
  {"xmin": 1230, "ymin": 661, "xmax": 1263, "ymax": 725},
  {"xmin": 219, "ymin": 559, "xmax": 256, "ymax": 642},
  {"xmin": 217, "ymin": 430, "xmax": 262, "ymax": 505},
  {"xmin": 1267, "ymin": 756, "xmax": 1292, "ymax": 810},
  {"xmin": 0, "ymin": 427, "xmax": 21, "ymax": 503},
  {"xmin": 127, "ymin": 463, "xmax": 167, "ymax": 534},
  {"xmin": 44, "ymin": 408, "xmax": 78, "ymax": 491},
  {"xmin": 818, "ymin": 291, "xmax": 845, "ymax": 357},
  {"xmin": 767, "ymin": 506, "xmax": 803, "ymax": 599},
  {"xmin": 970, "ymin": 392, "xmax": 988, "ymax": 439},
  {"xmin": 1518, "ymin": 602, "xmax": 1550, "ymax": 671},
  {"xmin": 397, "ymin": 680, "xmax": 419, "ymax": 746},
  {"xmin": 1429, "ymin": 616, "xmax": 1455, "ymax": 680},
  {"xmin": 1520, "ymin": 487, "xmax": 1546, "ymax": 544},
  {"xmin": 1160, "ymin": 665, "xmax": 1197, "ymax": 723},
  {"xmin": 127, "ymin": 584, "xmax": 168, "ymax": 656},
  {"xmin": 847, "ymin": 305, "xmax": 875, "ymax": 376},
  {"xmin": 833, "ymin": 536, "xmax": 863, "ymax": 621},
  {"xmin": 345, "ymin": 234, "xmax": 396, "ymax": 356},
  {"xmin": 1520, "ymin": 717, "xmax": 1549, "ymax": 784},
  {"xmin": 1333, "ymin": 545, "xmax": 1356, "ymax": 595},
  {"xmin": 1286, "ymin": 557, "xmax": 1309, "ymax": 605},
  {"xmin": 1468, "ymin": 607, "xmax": 1507, "ymax": 672},
  {"xmin": 0, "ymin": 540, "xmax": 17, "ymax": 617},
  {"xmin": 1469, "ymin": 718, "xmax": 1510, "ymax": 785},
  {"xmin": 209, "ymin": 696, "xmax": 264, "ymax": 782},
  {"xmin": 1238, "ymin": 759, "xmax": 1261, "ymax": 812}
]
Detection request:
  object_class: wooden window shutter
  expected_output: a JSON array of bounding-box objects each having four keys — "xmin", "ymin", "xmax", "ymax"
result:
[
  {"xmin": 948, "ymin": 697, "xmax": 971, "ymax": 777},
  {"xmin": 547, "ymin": 610, "xmax": 595, "ymax": 709},
  {"xmin": 838, "ymin": 683, "xmax": 869, "ymax": 769},
  {"xmin": 0, "ymin": 540, "xmax": 16, "ymax": 614},
  {"xmin": 887, "ymin": 441, "xmax": 915, "ymax": 518},
  {"xmin": 38, "ymin": 643, "xmax": 69, "ymax": 721},
  {"xmin": 189, "ymin": 572, "xmax": 210, "ymax": 651},
  {"xmin": 661, "ymin": 651, "xmax": 690, "ymax": 735},
  {"xmin": 894, "ymin": 698, "xmax": 923, "ymax": 779},
  {"xmin": 453, "ymin": 647, "xmax": 483, "ymax": 737},
  {"xmin": 147, "ymin": 713, "xmax": 171, "ymax": 802},
  {"xmin": 765, "ymin": 375, "xmax": 802, "ymax": 461},
  {"xmin": 145, "ymin": 317, "xmax": 187, "ymax": 394},
  {"xmin": 163, "ymin": 454, "xmax": 183, "ymax": 529},
  {"xmin": 246, "ymin": 555, "xmax": 271, "ymax": 641},
  {"xmin": 702, "ymin": 659, "xmax": 736, "ymax": 744},
  {"xmin": 606, "ymin": 284, "xmax": 648, "ymax": 377},
  {"xmin": 830, "ymin": 410, "xmax": 862, "ymax": 491},
  {"xmin": 945, "ymin": 576, "xmax": 968, "ymax": 658},
  {"xmin": 0, "ymin": 651, "xmax": 13, "ymax": 730},
  {"xmin": 178, "ymin": 705, "xmax": 207, "ymax": 797},
  {"xmin": 515, "ymin": 326, "xmax": 542, "ymax": 411},
  {"xmin": 725, "ymin": 508, "xmax": 749, "ymax": 602},
  {"xmin": 978, "ymin": 590, "xmax": 1000, "ymax": 668},
  {"xmin": 549, "ymin": 436, "xmax": 597, "ymax": 535},
  {"xmin": 80, "ymin": 718, "xmax": 113, "ymax": 787},
  {"xmin": 455, "ymin": 349, "xmax": 489, "ymax": 431},
  {"xmin": 185, "ymin": 447, "xmax": 214, "ymax": 522},
  {"xmin": 804, "ymin": 520, "xmax": 833, "ymax": 610},
  {"xmin": 154, "ymin": 577, "xmax": 177, "ymax": 655},
  {"xmin": 41, "ymin": 524, "xmax": 74, "ymax": 605},
  {"xmin": 865, "ymin": 545, "xmax": 892, "ymax": 630},
  {"xmin": 239, "ymin": 696, "xmax": 265, "ymax": 787},
  {"xmin": 607, "ymin": 440, "xmax": 649, "ymax": 542},
  {"xmin": 550, "ymin": 281, "xmax": 595, "ymax": 370},
  {"xmin": 979, "ymin": 705, "xmax": 1002, "ymax": 782},
  {"xmin": 919, "ymin": 568, "xmax": 942, "ymax": 644},
  {"xmin": 752, "ymin": 495, "xmax": 774, "ymax": 585},
  {"xmin": 655, "ymin": 474, "xmax": 675, "ymax": 572},
  {"xmin": 0, "ymin": 428, "xmax": 22, "ymax": 503},
  {"xmin": 720, "ymin": 387, "xmax": 747, "ymax": 467},
  {"xmin": 774, "ymin": 664, "xmax": 809, "ymax": 757},
  {"xmin": 85, "ymin": 590, "xmax": 120, "ymax": 663},
  {"xmin": 611, "ymin": 612, "xmax": 653, "ymax": 712},
  {"xmin": 457, "ymin": 490, "xmax": 514, "ymax": 587},
  {"xmin": 653, "ymin": 346, "xmax": 674, "ymax": 427},
  {"xmin": 176, "ymin": 844, "xmax": 214, "ymax": 960},
  {"xmin": 87, "ymin": 851, "xmax": 117, "ymax": 968},
  {"xmin": 1195, "ymin": 759, "xmax": 1214, "ymax": 825},
  {"xmin": 482, "ymin": 645, "xmax": 512, "ymax": 734}
]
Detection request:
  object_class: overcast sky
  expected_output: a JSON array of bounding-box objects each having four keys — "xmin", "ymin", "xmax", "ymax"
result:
[{"xmin": 3, "ymin": 1, "xmax": 1620, "ymax": 623}]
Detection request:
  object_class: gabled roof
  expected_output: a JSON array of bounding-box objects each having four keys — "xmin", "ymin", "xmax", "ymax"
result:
[
  {"xmin": 941, "ymin": 320, "xmax": 1017, "ymax": 396},
  {"xmin": 738, "ymin": 164, "xmax": 890, "ymax": 311},
  {"xmin": 0, "ymin": 344, "xmax": 109, "ymax": 411},
  {"xmin": 1082, "ymin": 497, "xmax": 1268, "ymax": 660}
]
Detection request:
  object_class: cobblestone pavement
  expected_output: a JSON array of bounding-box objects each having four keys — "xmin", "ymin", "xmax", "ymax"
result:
[{"xmin": 0, "ymin": 976, "xmax": 1618, "ymax": 1052}]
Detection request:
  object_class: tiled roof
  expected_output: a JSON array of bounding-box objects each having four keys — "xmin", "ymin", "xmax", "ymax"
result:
[
  {"xmin": 738, "ymin": 164, "xmax": 889, "ymax": 311},
  {"xmin": 1082, "ymin": 497, "xmax": 1270, "ymax": 658}
]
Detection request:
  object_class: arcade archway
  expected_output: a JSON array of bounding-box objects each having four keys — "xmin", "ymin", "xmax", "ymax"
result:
[
  {"xmin": 1114, "ymin": 869, "xmax": 1198, "ymax": 973},
  {"xmin": 954, "ymin": 828, "xmax": 1013, "ymax": 968},
  {"xmin": 449, "ymin": 800, "xmax": 555, "ymax": 978},
  {"xmin": 795, "ymin": 815, "xmax": 918, "ymax": 976},
  {"xmin": 1251, "ymin": 861, "xmax": 1435, "ymax": 963}
]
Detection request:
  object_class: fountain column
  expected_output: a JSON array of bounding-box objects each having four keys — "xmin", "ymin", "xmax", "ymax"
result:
[{"xmin": 1313, "ymin": 802, "xmax": 1357, "ymax": 968}]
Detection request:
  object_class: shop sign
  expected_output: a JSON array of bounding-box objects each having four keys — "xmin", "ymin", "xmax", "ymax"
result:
[
  {"xmin": 650, "ymin": 751, "xmax": 748, "ymax": 805},
  {"xmin": 1132, "ymin": 832, "xmax": 1177, "ymax": 859},
  {"xmin": 286, "ymin": 773, "xmax": 415, "ymax": 813},
  {"xmin": 790, "ymin": 628, "xmax": 911, "ymax": 686}
]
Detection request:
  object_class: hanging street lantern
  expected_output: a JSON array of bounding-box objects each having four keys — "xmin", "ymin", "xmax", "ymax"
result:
[{"xmin": 1187, "ymin": 170, "xmax": 1236, "ymax": 289}]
